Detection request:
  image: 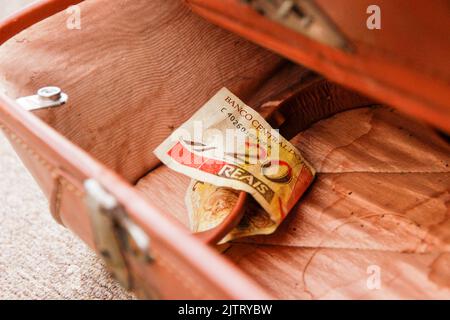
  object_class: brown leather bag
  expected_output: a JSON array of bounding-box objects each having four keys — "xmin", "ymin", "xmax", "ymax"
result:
[{"xmin": 0, "ymin": 0, "xmax": 449, "ymax": 299}]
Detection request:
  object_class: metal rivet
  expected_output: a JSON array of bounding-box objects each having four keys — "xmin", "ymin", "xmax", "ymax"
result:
[
  {"xmin": 37, "ymin": 86, "xmax": 62, "ymax": 102},
  {"xmin": 16, "ymin": 86, "xmax": 68, "ymax": 111}
]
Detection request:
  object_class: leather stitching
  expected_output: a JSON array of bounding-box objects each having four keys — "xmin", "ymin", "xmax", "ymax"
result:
[
  {"xmin": 0, "ymin": 124, "xmax": 82, "ymax": 197},
  {"xmin": 49, "ymin": 174, "xmax": 64, "ymax": 225}
]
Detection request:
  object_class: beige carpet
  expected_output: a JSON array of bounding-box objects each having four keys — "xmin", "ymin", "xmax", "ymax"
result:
[
  {"xmin": 0, "ymin": 133, "xmax": 133, "ymax": 300},
  {"xmin": 0, "ymin": 1, "xmax": 133, "ymax": 300}
]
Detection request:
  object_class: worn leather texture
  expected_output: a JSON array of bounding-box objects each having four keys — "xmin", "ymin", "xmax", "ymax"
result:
[
  {"xmin": 186, "ymin": 0, "xmax": 450, "ymax": 133},
  {"xmin": 138, "ymin": 106, "xmax": 450, "ymax": 299},
  {"xmin": 0, "ymin": 0, "xmax": 449, "ymax": 299},
  {"xmin": 0, "ymin": 0, "xmax": 276, "ymax": 299}
]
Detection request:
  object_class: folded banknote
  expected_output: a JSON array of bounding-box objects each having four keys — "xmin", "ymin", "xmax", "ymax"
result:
[{"xmin": 154, "ymin": 87, "xmax": 315, "ymax": 242}]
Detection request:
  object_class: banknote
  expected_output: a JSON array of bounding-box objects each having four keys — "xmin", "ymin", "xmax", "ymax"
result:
[
  {"xmin": 185, "ymin": 180, "xmax": 276, "ymax": 243},
  {"xmin": 154, "ymin": 87, "xmax": 315, "ymax": 241}
]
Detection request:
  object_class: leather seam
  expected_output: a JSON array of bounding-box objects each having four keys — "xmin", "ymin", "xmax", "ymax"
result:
[
  {"xmin": 49, "ymin": 174, "xmax": 64, "ymax": 225},
  {"xmin": 54, "ymin": 177, "xmax": 63, "ymax": 219},
  {"xmin": 0, "ymin": 124, "xmax": 83, "ymax": 197}
]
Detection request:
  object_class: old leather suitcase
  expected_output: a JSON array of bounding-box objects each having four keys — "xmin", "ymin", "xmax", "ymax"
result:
[{"xmin": 0, "ymin": 0, "xmax": 449, "ymax": 299}]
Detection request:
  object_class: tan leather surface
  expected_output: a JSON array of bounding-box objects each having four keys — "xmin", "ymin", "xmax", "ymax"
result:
[
  {"xmin": 0, "ymin": 0, "xmax": 326, "ymax": 247},
  {"xmin": 0, "ymin": 0, "xmax": 83, "ymax": 45},
  {"xmin": 0, "ymin": 0, "xmax": 449, "ymax": 299},
  {"xmin": 136, "ymin": 106, "xmax": 450, "ymax": 298},
  {"xmin": 0, "ymin": 0, "xmax": 275, "ymax": 299},
  {"xmin": 226, "ymin": 246, "xmax": 450, "ymax": 299},
  {"xmin": 186, "ymin": 0, "xmax": 450, "ymax": 133},
  {"xmin": 227, "ymin": 106, "xmax": 450, "ymax": 299},
  {"xmin": 263, "ymin": 75, "xmax": 374, "ymax": 140},
  {"xmin": 0, "ymin": 0, "xmax": 284, "ymax": 184}
]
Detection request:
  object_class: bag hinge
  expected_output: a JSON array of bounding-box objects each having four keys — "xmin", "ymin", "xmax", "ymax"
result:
[
  {"xmin": 84, "ymin": 179, "xmax": 153, "ymax": 292},
  {"xmin": 241, "ymin": 0, "xmax": 351, "ymax": 51}
]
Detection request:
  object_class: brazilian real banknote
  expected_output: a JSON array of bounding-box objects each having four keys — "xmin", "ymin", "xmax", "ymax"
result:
[{"xmin": 154, "ymin": 87, "xmax": 315, "ymax": 242}]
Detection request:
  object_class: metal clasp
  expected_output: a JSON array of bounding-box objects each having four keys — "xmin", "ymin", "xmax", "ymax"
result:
[
  {"xmin": 242, "ymin": 0, "xmax": 351, "ymax": 51},
  {"xmin": 16, "ymin": 86, "xmax": 68, "ymax": 111},
  {"xmin": 84, "ymin": 179, "xmax": 153, "ymax": 291}
]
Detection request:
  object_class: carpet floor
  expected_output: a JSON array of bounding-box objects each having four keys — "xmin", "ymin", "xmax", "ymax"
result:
[
  {"xmin": 0, "ymin": 133, "xmax": 134, "ymax": 299},
  {"xmin": 0, "ymin": 0, "xmax": 133, "ymax": 300}
]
